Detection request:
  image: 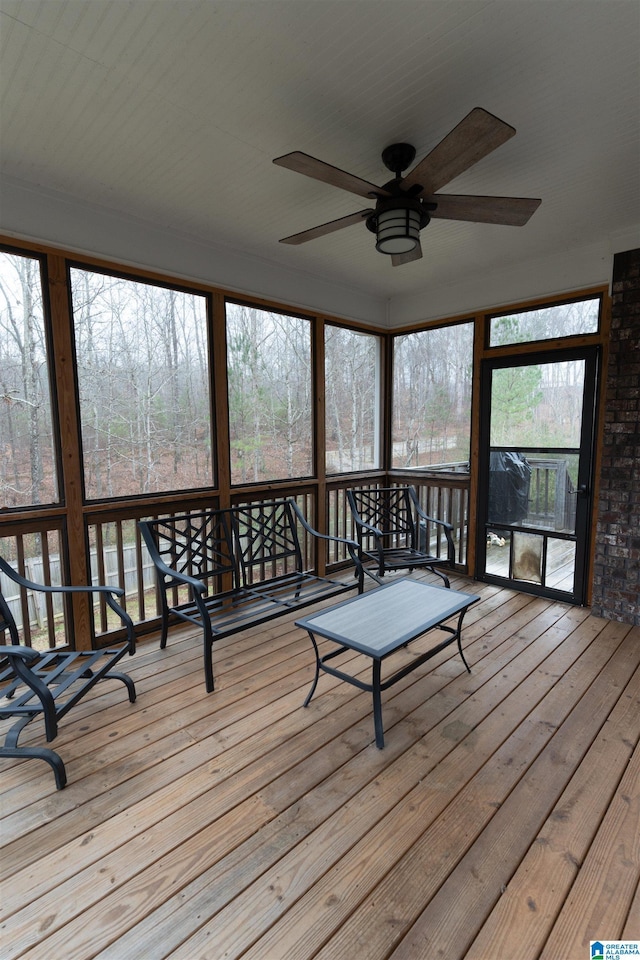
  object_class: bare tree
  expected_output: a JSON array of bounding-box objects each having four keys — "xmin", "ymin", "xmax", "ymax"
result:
[
  {"xmin": 0, "ymin": 252, "xmax": 56, "ymax": 506},
  {"xmin": 71, "ymin": 268, "xmax": 211, "ymax": 498},
  {"xmin": 392, "ymin": 323, "xmax": 473, "ymax": 469},
  {"xmin": 325, "ymin": 326, "xmax": 378, "ymax": 472},
  {"xmin": 226, "ymin": 304, "xmax": 312, "ymax": 484}
]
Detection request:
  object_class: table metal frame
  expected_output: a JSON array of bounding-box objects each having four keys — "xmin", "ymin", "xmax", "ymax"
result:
[{"xmin": 296, "ymin": 578, "xmax": 479, "ymax": 748}]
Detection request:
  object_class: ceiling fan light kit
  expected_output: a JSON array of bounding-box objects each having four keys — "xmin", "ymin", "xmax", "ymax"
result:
[
  {"xmin": 274, "ymin": 107, "xmax": 541, "ymax": 266},
  {"xmin": 366, "ymin": 143, "xmax": 428, "ymax": 254},
  {"xmin": 370, "ymin": 198, "xmax": 424, "ymax": 255}
]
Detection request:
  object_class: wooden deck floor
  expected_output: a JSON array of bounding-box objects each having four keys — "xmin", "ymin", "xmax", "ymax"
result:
[{"xmin": 1, "ymin": 572, "xmax": 639, "ymax": 960}]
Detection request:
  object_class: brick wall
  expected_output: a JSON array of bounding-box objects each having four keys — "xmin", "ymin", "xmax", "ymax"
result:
[{"xmin": 591, "ymin": 248, "xmax": 640, "ymax": 626}]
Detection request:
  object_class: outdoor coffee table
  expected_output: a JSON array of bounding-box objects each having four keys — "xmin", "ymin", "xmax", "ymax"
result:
[{"xmin": 295, "ymin": 578, "xmax": 480, "ymax": 748}]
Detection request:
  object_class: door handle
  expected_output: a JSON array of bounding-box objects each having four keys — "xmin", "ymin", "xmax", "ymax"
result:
[{"xmin": 576, "ymin": 484, "xmax": 589, "ymax": 497}]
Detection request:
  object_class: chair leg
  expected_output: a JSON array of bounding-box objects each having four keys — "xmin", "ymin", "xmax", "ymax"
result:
[
  {"xmin": 203, "ymin": 640, "xmax": 215, "ymax": 693},
  {"xmin": 364, "ymin": 568, "xmax": 385, "ymax": 586},
  {"xmin": 157, "ymin": 590, "xmax": 171, "ymax": 649},
  {"xmin": 431, "ymin": 566, "xmax": 451, "ymax": 588},
  {"xmin": 0, "ymin": 745, "xmax": 67, "ymax": 789},
  {"xmin": 108, "ymin": 671, "xmax": 137, "ymax": 702}
]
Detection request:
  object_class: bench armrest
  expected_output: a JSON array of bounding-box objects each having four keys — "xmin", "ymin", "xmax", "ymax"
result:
[
  {"xmin": 143, "ymin": 553, "xmax": 208, "ymax": 596},
  {"xmin": 138, "ymin": 520, "xmax": 211, "ymax": 596},
  {"xmin": 288, "ymin": 500, "xmax": 364, "ymax": 579}
]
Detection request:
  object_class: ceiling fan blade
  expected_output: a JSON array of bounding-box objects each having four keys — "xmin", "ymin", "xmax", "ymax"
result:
[
  {"xmin": 273, "ymin": 152, "xmax": 391, "ymax": 200},
  {"xmin": 402, "ymin": 108, "xmax": 516, "ymax": 195},
  {"xmin": 279, "ymin": 209, "xmax": 374, "ymax": 245},
  {"xmin": 429, "ymin": 194, "xmax": 541, "ymax": 226},
  {"xmin": 391, "ymin": 243, "xmax": 423, "ymax": 267}
]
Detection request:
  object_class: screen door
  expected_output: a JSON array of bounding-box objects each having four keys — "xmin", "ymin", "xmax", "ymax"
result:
[{"xmin": 476, "ymin": 347, "xmax": 599, "ymax": 603}]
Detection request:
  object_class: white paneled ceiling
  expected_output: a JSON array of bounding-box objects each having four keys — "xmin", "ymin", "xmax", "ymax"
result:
[{"xmin": 1, "ymin": 0, "xmax": 639, "ymax": 312}]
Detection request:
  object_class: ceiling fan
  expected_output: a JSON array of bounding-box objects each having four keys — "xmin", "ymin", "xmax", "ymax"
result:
[{"xmin": 273, "ymin": 107, "xmax": 541, "ymax": 266}]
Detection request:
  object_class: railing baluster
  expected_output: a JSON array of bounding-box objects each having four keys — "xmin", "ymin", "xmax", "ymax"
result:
[
  {"xmin": 135, "ymin": 523, "xmax": 146, "ymax": 622},
  {"xmin": 40, "ymin": 532, "xmax": 56, "ymax": 650},
  {"xmin": 95, "ymin": 523, "xmax": 108, "ymax": 634},
  {"xmin": 15, "ymin": 536, "xmax": 32, "ymax": 648}
]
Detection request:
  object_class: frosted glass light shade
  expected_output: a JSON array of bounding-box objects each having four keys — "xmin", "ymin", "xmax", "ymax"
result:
[{"xmin": 375, "ymin": 206, "xmax": 421, "ymax": 254}]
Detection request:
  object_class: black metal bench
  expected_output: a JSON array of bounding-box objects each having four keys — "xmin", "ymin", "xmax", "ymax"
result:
[
  {"xmin": 0, "ymin": 557, "xmax": 136, "ymax": 789},
  {"xmin": 347, "ymin": 485, "xmax": 456, "ymax": 587},
  {"xmin": 139, "ymin": 498, "xmax": 363, "ymax": 692}
]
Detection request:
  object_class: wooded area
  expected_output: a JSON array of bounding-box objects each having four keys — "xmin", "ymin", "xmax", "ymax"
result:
[
  {"xmin": 71, "ymin": 266, "xmax": 212, "ymax": 499},
  {"xmin": 325, "ymin": 324, "xmax": 379, "ymax": 474},
  {"xmin": 0, "ymin": 253, "xmax": 57, "ymax": 508},
  {"xmin": 0, "ymin": 250, "xmax": 601, "ymax": 512},
  {"xmin": 392, "ymin": 322, "xmax": 474, "ymax": 469},
  {"xmin": 0, "ymin": 253, "xmax": 386, "ymax": 502},
  {"xmin": 226, "ymin": 303, "xmax": 312, "ymax": 484},
  {"xmin": 489, "ymin": 297, "xmax": 600, "ymax": 346}
]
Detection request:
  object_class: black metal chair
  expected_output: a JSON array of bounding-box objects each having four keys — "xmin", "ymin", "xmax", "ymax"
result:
[
  {"xmin": 0, "ymin": 557, "xmax": 136, "ymax": 789},
  {"xmin": 346, "ymin": 485, "xmax": 455, "ymax": 587}
]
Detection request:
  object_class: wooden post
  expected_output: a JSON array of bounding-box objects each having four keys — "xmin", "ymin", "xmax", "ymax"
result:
[
  {"xmin": 211, "ymin": 291, "xmax": 231, "ymax": 509},
  {"xmin": 313, "ymin": 316, "xmax": 327, "ymax": 576},
  {"xmin": 46, "ymin": 254, "xmax": 93, "ymax": 650}
]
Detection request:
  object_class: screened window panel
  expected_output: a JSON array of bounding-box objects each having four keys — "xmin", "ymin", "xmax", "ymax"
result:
[
  {"xmin": 226, "ymin": 302, "xmax": 312, "ymax": 484},
  {"xmin": 489, "ymin": 297, "xmax": 600, "ymax": 346},
  {"xmin": 325, "ymin": 325, "xmax": 380, "ymax": 473},
  {"xmin": 70, "ymin": 268, "xmax": 212, "ymax": 499},
  {"xmin": 392, "ymin": 322, "xmax": 473, "ymax": 470},
  {"xmin": 0, "ymin": 250, "xmax": 59, "ymax": 507}
]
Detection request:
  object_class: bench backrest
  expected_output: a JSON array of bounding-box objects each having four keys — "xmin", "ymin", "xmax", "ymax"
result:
[
  {"xmin": 140, "ymin": 499, "xmax": 304, "ymax": 590},
  {"xmin": 347, "ymin": 486, "xmax": 418, "ymax": 546},
  {"xmin": 231, "ymin": 499, "xmax": 304, "ymax": 584},
  {"xmin": 140, "ymin": 509, "xmax": 239, "ymax": 588}
]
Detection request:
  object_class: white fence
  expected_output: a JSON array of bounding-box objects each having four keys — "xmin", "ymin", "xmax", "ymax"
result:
[{"xmin": 1, "ymin": 545, "xmax": 156, "ymax": 633}]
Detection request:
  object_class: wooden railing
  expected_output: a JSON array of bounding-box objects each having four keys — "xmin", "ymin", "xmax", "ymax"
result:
[
  {"xmin": 526, "ymin": 458, "xmax": 577, "ymax": 532},
  {"xmin": 327, "ymin": 470, "xmax": 471, "ymax": 569},
  {"xmin": 1, "ymin": 472, "xmax": 471, "ymax": 649},
  {"xmin": 389, "ymin": 469, "xmax": 471, "ymax": 568},
  {"xmin": 0, "ymin": 524, "xmax": 75, "ymax": 650}
]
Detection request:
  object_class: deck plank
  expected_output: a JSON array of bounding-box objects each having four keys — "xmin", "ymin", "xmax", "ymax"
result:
[
  {"xmin": 0, "ymin": 573, "xmax": 637, "ymax": 960},
  {"xmin": 465, "ymin": 653, "xmax": 640, "ymax": 960},
  {"xmin": 623, "ymin": 879, "xmax": 640, "ymax": 939},
  {"xmin": 539, "ymin": 711, "xmax": 640, "ymax": 958},
  {"xmin": 94, "ymin": 594, "xmax": 567, "ymax": 958},
  {"xmin": 238, "ymin": 615, "xmax": 627, "ymax": 960},
  {"xmin": 385, "ymin": 621, "xmax": 639, "ymax": 960}
]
